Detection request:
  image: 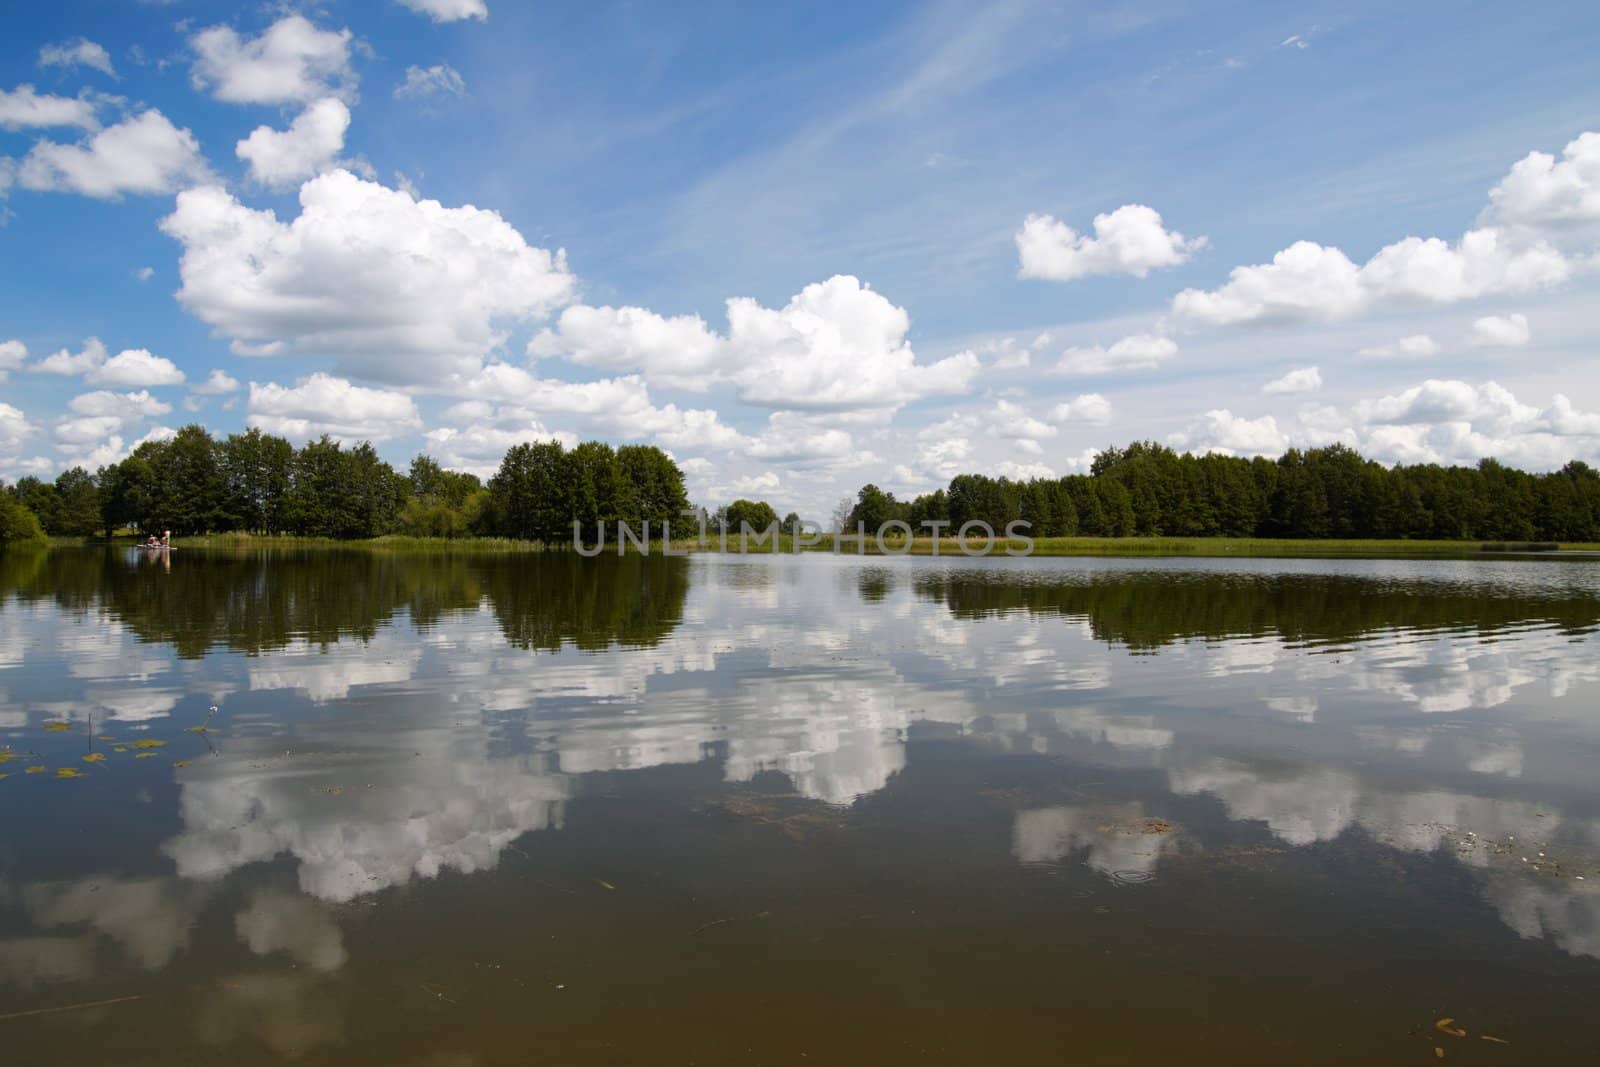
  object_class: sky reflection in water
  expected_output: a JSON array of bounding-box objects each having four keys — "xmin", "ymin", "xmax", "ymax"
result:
[{"xmin": 2, "ymin": 548, "xmax": 1598, "ymax": 1064}]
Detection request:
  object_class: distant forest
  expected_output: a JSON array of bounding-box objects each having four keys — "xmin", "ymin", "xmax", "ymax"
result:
[
  {"xmin": 3, "ymin": 430, "xmax": 1599, "ymax": 546},
  {"xmin": 839, "ymin": 442, "xmax": 1600, "ymax": 542}
]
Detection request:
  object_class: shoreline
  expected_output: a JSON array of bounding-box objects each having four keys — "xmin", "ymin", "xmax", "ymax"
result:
[{"xmin": 59, "ymin": 532, "xmax": 1600, "ymax": 559}]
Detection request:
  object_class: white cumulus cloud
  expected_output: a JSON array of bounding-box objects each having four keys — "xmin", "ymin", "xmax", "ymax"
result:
[
  {"xmin": 1484, "ymin": 130, "xmax": 1600, "ymax": 233},
  {"xmin": 395, "ymin": 0, "xmax": 489, "ymax": 22},
  {"xmin": 161, "ymin": 170, "xmax": 576, "ymax": 381},
  {"xmin": 1051, "ymin": 393, "xmax": 1113, "ymax": 426},
  {"xmin": 1017, "ymin": 204, "xmax": 1206, "ymax": 281},
  {"xmin": 1283, "ymin": 380, "xmax": 1600, "ymax": 470},
  {"xmin": 1469, "ymin": 313, "xmax": 1531, "ymax": 348},
  {"xmin": 1262, "ymin": 366, "xmax": 1322, "ymax": 395},
  {"xmin": 248, "ymin": 373, "xmax": 422, "ymax": 443},
  {"xmin": 1170, "ymin": 410, "xmax": 1288, "ymax": 456},
  {"xmin": 38, "ymin": 38, "xmax": 116, "ymax": 77},
  {"xmin": 89, "ymin": 350, "xmax": 185, "ymax": 388},
  {"xmin": 725, "ymin": 276, "xmax": 978, "ymax": 410},
  {"xmin": 192, "ymin": 369, "xmax": 242, "ymax": 395},
  {"xmin": 29, "ymin": 337, "xmax": 107, "ymax": 376},
  {"xmin": 27, "ymin": 338, "xmax": 183, "ymax": 387},
  {"xmin": 68, "ymin": 390, "xmax": 172, "ymax": 419},
  {"xmin": 0, "ymin": 85, "xmax": 98, "ymax": 130},
  {"xmin": 1056, "ymin": 333, "xmax": 1176, "ymax": 375},
  {"xmin": 190, "ymin": 15, "xmax": 354, "ymax": 105},
  {"xmin": 529, "ymin": 304, "xmax": 723, "ymax": 390},
  {"xmin": 17, "ymin": 110, "xmax": 210, "ymax": 198},
  {"xmin": 1358, "ymin": 334, "xmax": 1440, "ymax": 359},
  {"xmin": 1173, "ymin": 133, "xmax": 1595, "ymax": 326},
  {"xmin": 236, "ymin": 98, "xmax": 350, "ymax": 189},
  {"xmin": 0, "ymin": 339, "xmax": 25, "ymax": 382},
  {"xmin": 531, "ymin": 276, "xmax": 977, "ymax": 413}
]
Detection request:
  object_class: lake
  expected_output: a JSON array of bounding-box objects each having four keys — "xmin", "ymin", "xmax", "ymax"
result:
[{"xmin": 2, "ymin": 546, "xmax": 1598, "ymax": 1064}]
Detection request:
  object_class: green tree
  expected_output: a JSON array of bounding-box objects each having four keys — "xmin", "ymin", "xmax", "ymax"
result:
[
  {"xmin": 486, "ymin": 440, "xmax": 577, "ymax": 544},
  {"xmin": 848, "ymin": 484, "xmax": 900, "ymax": 531},
  {"xmin": 11, "ymin": 477, "xmax": 59, "ymax": 534},
  {"xmin": 52, "ymin": 467, "xmax": 101, "ymax": 537},
  {"xmin": 725, "ymin": 499, "xmax": 779, "ymax": 534},
  {"xmin": 0, "ymin": 496, "xmax": 47, "ymax": 545},
  {"xmin": 224, "ymin": 429, "xmax": 294, "ymax": 534},
  {"xmin": 150, "ymin": 424, "xmax": 229, "ymax": 534},
  {"xmin": 99, "ymin": 455, "xmax": 158, "ymax": 535}
]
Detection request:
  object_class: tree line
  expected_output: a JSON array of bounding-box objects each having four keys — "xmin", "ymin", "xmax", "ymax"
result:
[
  {"xmin": 841, "ymin": 442, "xmax": 1600, "ymax": 542},
  {"xmin": 0, "ymin": 424, "xmax": 689, "ymax": 546}
]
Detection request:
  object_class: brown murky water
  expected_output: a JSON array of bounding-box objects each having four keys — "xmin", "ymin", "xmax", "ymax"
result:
[{"xmin": 2, "ymin": 547, "xmax": 1598, "ymax": 1064}]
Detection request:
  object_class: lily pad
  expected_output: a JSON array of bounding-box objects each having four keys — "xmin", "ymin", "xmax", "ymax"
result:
[
  {"xmin": 82, "ymin": 753, "xmax": 106, "ymax": 763},
  {"xmin": 43, "ymin": 723, "xmax": 71, "ymax": 733},
  {"xmin": 26, "ymin": 766, "xmax": 47, "ymax": 775},
  {"xmin": 131, "ymin": 740, "xmax": 166, "ymax": 750},
  {"xmin": 54, "ymin": 767, "xmax": 84, "ymax": 779}
]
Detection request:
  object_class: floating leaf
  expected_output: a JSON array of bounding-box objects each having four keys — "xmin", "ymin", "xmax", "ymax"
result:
[
  {"xmin": 173, "ymin": 760, "xmax": 191, "ymax": 769},
  {"xmin": 43, "ymin": 723, "xmax": 71, "ymax": 733},
  {"xmin": 0, "ymin": 752, "xmax": 14, "ymax": 764},
  {"xmin": 597, "ymin": 880, "xmax": 616, "ymax": 891},
  {"xmin": 54, "ymin": 767, "xmax": 84, "ymax": 779},
  {"xmin": 186, "ymin": 726, "xmax": 208, "ymax": 734},
  {"xmin": 0, "ymin": 773, "xmax": 8, "ymax": 781},
  {"xmin": 1435, "ymin": 1019, "xmax": 1467, "ymax": 1038},
  {"xmin": 1481, "ymin": 1035, "xmax": 1510, "ymax": 1045},
  {"xmin": 26, "ymin": 766, "xmax": 47, "ymax": 775},
  {"xmin": 131, "ymin": 740, "xmax": 166, "ymax": 749},
  {"xmin": 82, "ymin": 753, "xmax": 106, "ymax": 763},
  {"xmin": 113, "ymin": 747, "xmax": 127, "ymax": 753},
  {"xmin": 135, "ymin": 753, "xmax": 157, "ymax": 760}
]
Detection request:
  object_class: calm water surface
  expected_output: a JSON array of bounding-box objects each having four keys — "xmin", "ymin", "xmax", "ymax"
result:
[{"xmin": 2, "ymin": 547, "xmax": 1599, "ymax": 1064}]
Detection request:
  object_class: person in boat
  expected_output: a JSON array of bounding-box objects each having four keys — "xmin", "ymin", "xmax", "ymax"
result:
[
  {"xmin": 161, "ymin": 528, "xmax": 171, "ymax": 547},
  {"xmin": 145, "ymin": 535, "xmax": 160, "ymax": 548}
]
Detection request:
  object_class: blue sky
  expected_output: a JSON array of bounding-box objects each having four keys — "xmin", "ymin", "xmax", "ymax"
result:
[{"xmin": 2, "ymin": 0, "xmax": 1599, "ymax": 515}]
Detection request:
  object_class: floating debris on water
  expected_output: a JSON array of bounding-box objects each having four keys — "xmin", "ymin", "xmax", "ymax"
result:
[
  {"xmin": 82, "ymin": 753, "xmax": 105, "ymax": 763},
  {"xmin": 54, "ymin": 767, "xmax": 84, "ymax": 780}
]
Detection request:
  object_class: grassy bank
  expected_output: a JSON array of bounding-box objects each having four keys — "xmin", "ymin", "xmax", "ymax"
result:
[
  {"xmin": 680, "ymin": 534, "xmax": 1600, "ymax": 557},
  {"xmin": 98, "ymin": 531, "xmax": 1600, "ymax": 558},
  {"xmin": 167, "ymin": 532, "xmax": 550, "ymax": 553}
]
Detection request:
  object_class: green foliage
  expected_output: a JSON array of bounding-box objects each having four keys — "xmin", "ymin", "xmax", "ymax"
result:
[
  {"xmin": 0, "ymin": 495, "xmax": 47, "ymax": 545},
  {"xmin": 401, "ymin": 454, "xmax": 485, "ymax": 538},
  {"xmin": 725, "ymin": 499, "xmax": 779, "ymax": 534},
  {"xmin": 10, "ymin": 477, "xmax": 59, "ymax": 534},
  {"xmin": 52, "ymin": 467, "xmax": 102, "ymax": 537},
  {"xmin": 847, "ymin": 443, "xmax": 1600, "ymax": 542},
  {"xmin": 223, "ymin": 428, "xmax": 294, "ymax": 534},
  {"xmin": 847, "ymin": 484, "xmax": 902, "ymax": 531},
  {"xmin": 77, "ymin": 427, "xmax": 689, "ymax": 548}
]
